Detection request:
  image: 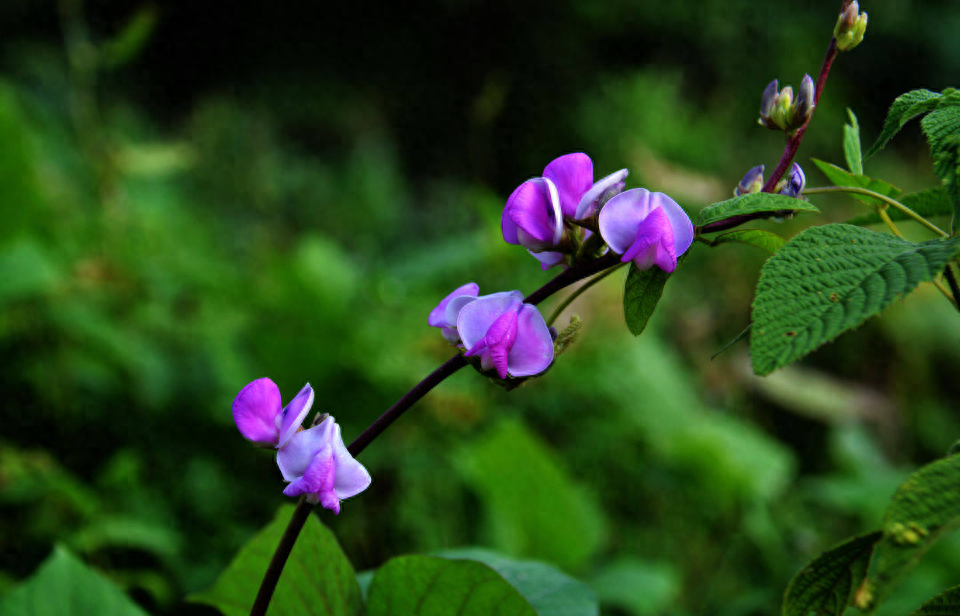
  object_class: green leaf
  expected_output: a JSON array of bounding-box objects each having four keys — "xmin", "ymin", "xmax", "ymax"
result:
[
  {"xmin": 861, "ymin": 454, "xmax": 960, "ymax": 610},
  {"xmin": 921, "ymin": 90, "xmax": 960, "ymax": 235},
  {"xmin": 696, "ymin": 192, "xmax": 819, "ymax": 228},
  {"xmin": 0, "ymin": 545, "xmax": 148, "ymax": 615},
  {"xmin": 591, "ymin": 558, "xmax": 680, "ymax": 616},
  {"xmin": 908, "ymin": 585, "xmax": 960, "ymax": 615},
  {"xmin": 366, "ymin": 555, "xmax": 537, "ymax": 616},
  {"xmin": 864, "ymin": 89, "xmax": 942, "ymax": 159},
  {"xmin": 750, "ymin": 224, "xmax": 960, "ymax": 376},
  {"xmin": 844, "ymin": 109, "xmax": 863, "ymax": 175},
  {"xmin": 100, "ymin": 6, "xmax": 159, "ymax": 69},
  {"xmin": 436, "ymin": 548, "xmax": 599, "ymax": 616},
  {"xmin": 810, "ymin": 159, "xmax": 903, "ymax": 207},
  {"xmin": 190, "ymin": 505, "xmax": 363, "ymax": 616},
  {"xmin": 709, "ymin": 229, "xmax": 785, "ymax": 254},
  {"xmin": 845, "ymin": 188, "xmax": 953, "ymax": 226},
  {"xmin": 622, "ymin": 265, "xmax": 668, "ymax": 336},
  {"xmin": 457, "ymin": 419, "xmax": 607, "ymax": 570},
  {"xmin": 781, "ymin": 531, "xmax": 881, "ymax": 616}
]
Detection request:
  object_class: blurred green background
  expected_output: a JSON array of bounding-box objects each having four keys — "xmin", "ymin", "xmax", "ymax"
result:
[{"xmin": 3, "ymin": 1, "xmax": 960, "ymax": 614}]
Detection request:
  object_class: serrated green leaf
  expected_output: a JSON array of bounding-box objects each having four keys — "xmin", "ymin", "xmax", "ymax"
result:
[
  {"xmin": 781, "ymin": 531, "xmax": 881, "ymax": 616},
  {"xmin": 865, "ymin": 89, "xmax": 942, "ymax": 159},
  {"xmin": 750, "ymin": 224, "xmax": 960, "ymax": 376},
  {"xmin": 190, "ymin": 505, "xmax": 362, "ymax": 616},
  {"xmin": 845, "ymin": 188, "xmax": 952, "ymax": 226},
  {"xmin": 622, "ymin": 251, "xmax": 689, "ymax": 336},
  {"xmin": 696, "ymin": 193, "xmax": 819, "ymax": 228},
  {"xmin": 861, "ymin": 454, "xmax": 960, "ymax": 610},
  {"xmin": 710, "ymin": 229, "xmax": 785, "ymax": 254},
  {"xmin": 908, "ymin": 585, "xmax": 960, "ymax": 615},
  {"xmin": 811, "ymin": 159, "xmax": 903, "ymax": 207},
  {"xmin": 844, "ymin": 109, "xmax": 863, "ymax": 175},
  {"xmin": 366, "ymin": 555, "xmax": 537, "ymax": 616},
  {"xmin": 0, "ymin": 545, "xmax": 148, "ymax": 616},
  {"xmin": 920, "ymin": 91, "xmax": 960, "ymax": 235}
]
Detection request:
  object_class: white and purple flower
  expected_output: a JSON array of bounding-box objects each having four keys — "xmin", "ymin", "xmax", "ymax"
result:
[
  {"xmin": 427, "ymin": 282, "xmax": 480, "ymax": 344},
  {"xmin": 598, "ymin": 188, "xmax": 694, "ymax": 274},
  {"xmin": 233, "ymin": 378, "xmax": 315, "ymax": 448}
]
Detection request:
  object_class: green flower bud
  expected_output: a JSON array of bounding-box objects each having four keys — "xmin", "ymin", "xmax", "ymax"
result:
[{"xmin": 834, "ymin": 1, "xmax": 868, "ymax": 51}]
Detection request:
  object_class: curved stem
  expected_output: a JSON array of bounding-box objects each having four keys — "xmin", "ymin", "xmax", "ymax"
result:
[
  {"xmin": 804, "ymin": 186, "xmax": 948, "ymax": 236},
  {"xmin": 249, "ymin": 497, "xmax": 312, "ymax": 616},
  {"xmin": 547, "ymin": 263, "xmax": 625, "ymax": 326},
  {"xmin": 944, "ymin": 266, "xmax": 960, "ymax": 312}
]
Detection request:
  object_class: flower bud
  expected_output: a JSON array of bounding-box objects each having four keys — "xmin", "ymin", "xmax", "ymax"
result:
[
  {"xmin": 775, "ymin": 163, "xmax": 806, "ymax": 198},
  {"xmin": 735, "ymin": 165, "xmax": 765, "ymax": 196},
  {"xmin": 794, "ymin": 74, "xmax": 815, "ymax": 126},
  {"xmin": 834, "ymin": 1, "xmax": 868, "ymax": 51},
  {"xmin": 758, "ymin": 78, "xmax": 813, "ymax": 133}
]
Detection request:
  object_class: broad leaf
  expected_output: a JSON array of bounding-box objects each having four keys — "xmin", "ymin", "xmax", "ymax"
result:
[
  {"xmin": 0, "ymin": 545, "xmax": 148, "ymax": 616},
  {"xmin": 190, "ymin": 505, "xmax": 363, "ymax": 616},
  {"xmin": 696, "ymin": 193, "xmax": 819, "ymax": 228},
  {"xmin": 844, "ymin": 109, "xmax": 863, "ymax": 175},
  {"xmin": 921, "ymin": 90, "xmax": 960, "ymax": 235},
  {"xmin": 864, "ymin": 89, "xmax": 942, "ymax": 159},
  {"xmin": 591, "ymin": 558, "xmax": 680, "ymax": 616},
  {"xmin": 622, "ymin": 251, "xmax": 690, "ymax": 336},
  {"xmin": 810, "ymin": 159, "xmax": 902, "ymax": 207},
  {"xmin": 860, "ymin": 454, "xmax": 960, "ymax": 610},
  {"xmin": 366, "ymin": 555, "xmax": 537, "ymax": 616},
  {"xmin": 845, "ymin": 188, "xmax": 952, "ymax": 226},
  {"xmin": 781, "ymin": 531, "xmax": 881, "ymax": 616},
  {"xmin": 908, "ymin": 585, "xmax": 960, "ymax": 615},
  {"xmin": 750, "ymin": 224, "xmax": 960, "ymax": 376},
  {"xmin": 437, "ymin": 548, "xmax": 598, "ymax": 616},
  {"xmin": 709, "ymin": 229, "xmax": 785, "ymax": 254}
]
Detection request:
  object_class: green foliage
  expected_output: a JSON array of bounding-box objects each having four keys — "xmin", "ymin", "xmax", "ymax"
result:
[
  {"xmin": 864, "ymin": 89, "xmax": 942, "ymax": 159},
  {"xmin": 623, "ymin": 264, "xmax": 673, "ymax": 337},
  {"xmin": 0, "ymin": 545, "xmax": 147, "ymax": 615},
  {"xmin": 920, "ymin": 91, "xmax": 960, "ymax": 235},
  {"xmin": 191, "ymin": 506, "xmax": 363, "ymax": 616},
  {"xmin": 810, "ymin": 159, "xmax": 903, "ymax": 207},
  {"xmin": 750, "ymin": 224, "xmax": 960, "ymax": 376},
  {"xmin": 845, "ymin": 188, "xmax": 952, "ymax": 226},
  {"xmin": 696, "ymin": 193, "xmax": 819, "ymax": 228},
  {"xmin": 908, "ymin": 585, "xmax": 960, "ymax": 615},
  {"xmin": 781, "ymin": 531, "xmax": 881, "ymax": 616},
  {"xmin": 590, "ymin": 559, "xmax": 680, "ymax": 616},
  {"xmin": 366, "ymin": 555, "xmax": 537, "ymax": 616},
  {"xmin": 457, "ymin": 419, "xmax": 606, "ymax": 571},
  {"xmin": 862, "ymin": 454, "xmax": 960, "ymax": 610},
  {"xmin": 708, "ymin": 229, "xmax": 785, "ymax": 253},
  {"xmin": 844, "ymin": 109, "xmax": 863, "ymax": 175}
]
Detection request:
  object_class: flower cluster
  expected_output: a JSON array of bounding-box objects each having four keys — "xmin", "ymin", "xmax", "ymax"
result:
[
  {"xmin": 233, "ymin": 378, "xmax": 371, "ymax": 514},
  {"xmin": 734, "ymin": 162, "xmax": 806, "ymax": 199}
]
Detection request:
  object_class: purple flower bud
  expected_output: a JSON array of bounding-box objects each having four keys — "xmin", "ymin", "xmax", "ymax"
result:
[
  {"xmin": 233, "ymin": 378, "xmax": 314, "ymax": 448},
  {"xmin": 795, "ymin": 74, "xmax": 815, "ymax": 125},
  {"xmin": 597, "ymin": 188, "xmax": 693, "ymax": 274},
  {"xmin": 778, "ymin": 163, "xmax": 806, "ymax": 198},
  {"xmin": 276, "ymin": 415, "xmax": 371, "ymax": 514},
  {"xmin": 760, "ymin": 80, "xmax": 779, "ymax": 119},
  {"xmin": 428, "ymin": 282, "xmax": 480, "ymax": 343},
  {"xmin": 736, "ymin": 165, "xmax": 765, "ymax": 196},
  {"xmin": 458, "ymin": 291, "xmax": 554, "ymax": 379}
]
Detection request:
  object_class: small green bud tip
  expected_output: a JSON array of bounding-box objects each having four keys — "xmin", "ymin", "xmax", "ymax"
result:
[
  {"xmin": 834, "ymin": 1, "xmax": 867, "ymax": 51},
  {"xmin": 758, "ymin": 80, "xmax": 813, "ymax": 132}
]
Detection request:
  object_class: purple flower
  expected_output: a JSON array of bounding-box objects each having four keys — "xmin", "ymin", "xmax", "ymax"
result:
[
  {"xmin": 598, "ymin": 188, "xmax": 694, "ymax": 274},
  {"xmin": 778, "ymin": 163, "xmax": 806, "ymax": 198},
  {"xmin": 233, "ymin": 378, "xmax": 314, "ymax": 448},
  {"xmin": 276, "ymin": 415, "xmax": 371, "ymax": 514},
  {"xmin": 458, "ymin": 291, "xmax": 554, "ymax": 379},
  {"xmin": 428, "ymin": 282, "xmax": 480, "ymax": 343},
  {"xmin": 736, "ymin": 165, "xmax": 765, "ymax": 196}
]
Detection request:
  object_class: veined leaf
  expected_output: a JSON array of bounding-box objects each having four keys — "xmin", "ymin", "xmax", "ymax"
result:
[
  {"xmin": 845, "ymin": 188, "xmax": 952, "ymax": 226},
  {"xmin": 908, "ymin": 585, "xmax": 960, "ymax": 615},
  {"xmin": 844, "ymin": 109, "xmax": 863, "ymax": 175},
  {"xmin": 696, "ymin": 193, "xmax": 819, "ymax": 228},
  {"xmin": 865, "ymin": 89, "xmax": 942, "ymax": 159},
  {"xmin": 750, "ymin": 224, "xmax": 960, "ymax": 376},
  {"xmin": 623, "ymin": 251, "xmax": 689, "ymax": 336},
  {"xmin": 859, "ymin": 454, "xmax": 960, "ymax": 611},
  {"xmin": 811, "ymin": 159, "xmax": 902, "ymax": 207},
  {"xmin": 709, "ymin": 229, "xmax": 785, "ymax": 254},
  {"xmin": 366, "ymin": 555, "xmax": 537, "ymax": 616},
  {"xmin": 920, "ymin": 90, "xmax": 960, "ymax": 235},
  {"xmin": 781, "ymin": 531, "xmax": 881, "ymax": 616}
]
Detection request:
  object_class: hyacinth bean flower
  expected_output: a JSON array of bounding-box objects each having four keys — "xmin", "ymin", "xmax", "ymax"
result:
[
  {"xmin": 277, "ymin": 415, "xmax": 371, "ymax": 514},
  {"xmin": 233, "ymin": 378, "xmax": 314, "ymax": 448},
  {"xmin": 501, "ymin": 153, "xmax": 628, "ymax": 269},
  {"xmin": 428, "ymin": 282, "xmax": 480, "ymax": 343},
  {"xmin": 598, "ymin": 188, "xmax": 694, "ymax": 274},
  {"xmin": 457, "ymin": 291, "xmax": 554, "ymax": 379},
  {"xmin": 778, "ymin": 163, "xmax": 806, "ymax": 198},
  {"xmin": 735, "ymin": 165, "xmax": 765, "ymax": 196}
]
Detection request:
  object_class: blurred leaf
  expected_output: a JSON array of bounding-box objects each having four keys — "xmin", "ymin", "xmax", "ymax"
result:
[
  {"xmin": 845, "ymin": 188, "xmax": 952, "ymax": 226},
  {"xmin": 457, "ymin": 419, "xmax": 607, "ymax": 571},
  {"xmin": 0, "ymin": 239, "xmax": 61, "ymax": 304},
  {"xmin": 750, "ymin": 224, "xmax": 960, "ymax": 376},
  {"xmin": 708, "ymin": 229, "xmax": 785, "ymax": 253},
  {"xmin": 623, "ymin": 252, "xmax": 688, "ymax": 336},
  {"xmin": 190, "ymin": 505, "xmax": 362, "ymax": 616},
  {"xmin": 861, "ymin": 454, "xmax": 960, "ymax": 610},
  {"xmin": 920, "ymin": 90, "xmax": 960, "ymax": 235},
  {"xmin": 781, "ymin": 531, "xmax": 881, "ymax": 616},
  {"xmin": 0, "ymin": 83, "xmax": 44, "ymax": 241},
  {"xmin": 0, "ymin": 545, "xmax": 148, "ymax": 615},
  {"xmin": 865, "ymin": 89, "xmax": 942, "ymax": 160},
  {"xmin": 71, "ymin": 516, "xmax": 182, "ymax": 560},
  {"xmin": 908, "ymin": 585, "xmax": 960, "ymax": 615},
  {"xmin": 810, "ymin": 159, "xmax": 902, "ymax": 207},
  {"xmin": 696, "ymin": 193, "xmax": 818, "ymax": 228},
  {"xmin": 437, "ymin": 548, "xmax": 599, "ymax": 616},
  {"xmin": 366, "ymin": 555, "xmax": 536, "ymax": 616},
  {"xmin": 844, "ymin": 109, "xmax": 863, "ymax": 175},
  {"xmin": 100, "ymin": 6, "xmax": 159, "ymax": 69},
  {"xmin": 591, "ymin": 558, "xmax": 680, "ymax": 616}
]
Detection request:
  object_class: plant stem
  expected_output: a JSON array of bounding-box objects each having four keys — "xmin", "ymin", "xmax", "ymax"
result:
[
  {"xmin": 803, "ymin": 186, "xmax": 948, "ymax": 236},
  {"xmin": 944, "ymin": 266, "xmax": 960, "ymax": 312},
  {"xmin": 249, "ymin": 250, "xmax": 623, "ymax": 616},
  {"xmin": 547, "ymin": 263, "xmax": 625, "ymax": 326}
]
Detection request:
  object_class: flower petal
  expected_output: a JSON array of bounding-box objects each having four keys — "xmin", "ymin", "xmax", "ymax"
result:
[
  {"xmin": 597, "ymin": 188, "xmax": 656, "ymax": 255},
  {"xmin": 329, "ymin": 422, "xmax": 372, "ymax": 499},
  {"xmin": 528, "ymin": 249, "xmax": 565, "ymax": 271},
  {"xmin": 428, "ymin": 283, "xmax": 479, "ymax": 328},
  {"xmin": 575, "ymin": 168, "xmax": 629, "ymax": 220},
  {"xmin": 282, "ymin": 445, "xmax": 334, "ymax": 498},
  {"xmin": 457, "ymin": 292, "xmax": 524, "ymax": 351},
  {"xmin": 543, "ymin": 153, "xmax": 594, "ymax": 218},
  {"xmin": 233, "ymin": 378, "xmax": 282, "ymax": 446},
  {"xmin": 650, "ymin": 192, "xmax": 693, "ymax": 257},
  {"xmin": 277, "ymin": 417, "xmax": 336, "ymax": 481},
  {"xmin": 507, "ymin": 304, "xmax": 555, "ymax": 377},
  {"xmin": 444, "ymin": 294, "xmax": 479, "ymax": 329},
  {"xmin": 502, "ymin": 178, "xmax": 561, "ymax": 248},
  {"xmin": 277, "ymin": 383, "xmax": 314, "ymax": 448}
]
